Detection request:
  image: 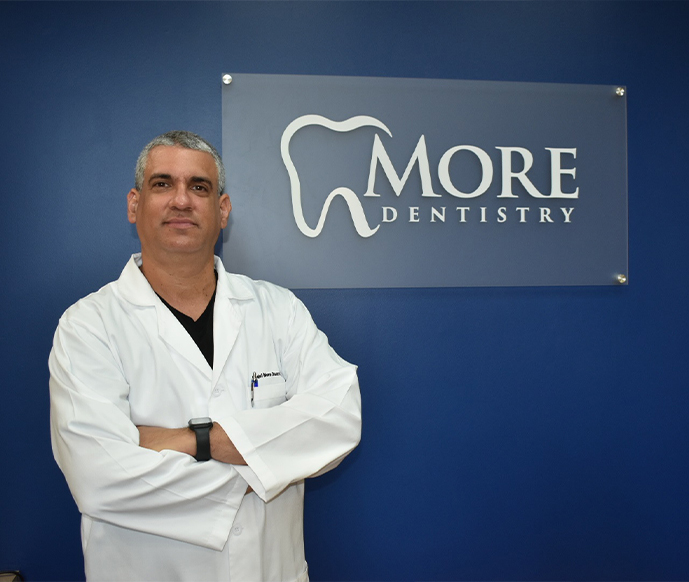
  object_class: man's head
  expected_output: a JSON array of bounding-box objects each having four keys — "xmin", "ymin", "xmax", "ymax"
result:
[
  {"xmin": 134, "ymin": 130, "xmax": 226, "ymax": 195},
  {"xmin": 127, "ymin": 131, "xmax": 231, "ymax": 263}
]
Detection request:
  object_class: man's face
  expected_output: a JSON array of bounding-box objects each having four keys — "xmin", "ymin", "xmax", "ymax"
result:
[{"xmin": 127, "ymin": 145, "xmax": 231, "ymax": 260}]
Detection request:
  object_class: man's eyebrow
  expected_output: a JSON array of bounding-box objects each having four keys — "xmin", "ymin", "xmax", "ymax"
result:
[
  {"xmin": 148, "ymin": 173, "xmax": 172, "ymax": 184},
  {"xmin": 147, "ymin": 174, "xmax": 213, "ymax": 187}
]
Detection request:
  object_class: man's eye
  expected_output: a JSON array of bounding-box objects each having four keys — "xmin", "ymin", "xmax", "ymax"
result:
[
  {"xmin": 152, "ymin": 182, "xmax": 169, "ymax": 188},
  {"xmin": 192, "ymin": 184, "xmax": 209, "ymax": 192}
]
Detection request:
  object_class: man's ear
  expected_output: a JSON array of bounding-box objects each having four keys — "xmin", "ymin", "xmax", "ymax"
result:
[
  {"xmin": 127, "ymin": 189, "xmax": 139, "ymax": 224},
  {"xmin": 219, "ymin": 193, "xmax": 231, "ymax": 229}
]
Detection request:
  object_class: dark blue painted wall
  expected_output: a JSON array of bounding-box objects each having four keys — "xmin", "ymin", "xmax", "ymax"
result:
[{"xmin": 1, "ymin": 2, "xmax": 688, "ymax": 580}]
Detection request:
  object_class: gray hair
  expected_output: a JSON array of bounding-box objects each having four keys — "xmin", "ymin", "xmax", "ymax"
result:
[{"xmin": 134, "ymin": 130, "xmax": 226, "ymax": 194}]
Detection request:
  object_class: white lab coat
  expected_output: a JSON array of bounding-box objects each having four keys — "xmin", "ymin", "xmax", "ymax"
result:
[{"xmin": 49, "ymin": 254, "xmax": 361, "ymax": 582}]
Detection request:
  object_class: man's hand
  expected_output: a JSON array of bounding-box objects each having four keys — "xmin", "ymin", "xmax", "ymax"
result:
[
  {"xmin": 209, "ymin": 422, "xmax": 247, "ymax": 465},
  {"xmin": 137, "ymin": 423, "xmax": 247, "ymax": 466}
]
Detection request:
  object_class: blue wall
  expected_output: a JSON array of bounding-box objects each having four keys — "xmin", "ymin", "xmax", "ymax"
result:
[{"xmin": 1, "ymin": 2, "xmax": 688, "ymax": 580}]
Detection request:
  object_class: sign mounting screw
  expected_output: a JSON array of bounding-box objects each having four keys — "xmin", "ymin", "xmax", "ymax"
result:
[
  {"xmin": 616, "ymin": 274, "xmax": 627, "ymax": 284},
  {"xmin": 615, "ymin": 87, "xmax": 625, "ymax": 97},
  {"xmin": 222, "ymin": 74, "xmax": 233, "ymax": 85}
]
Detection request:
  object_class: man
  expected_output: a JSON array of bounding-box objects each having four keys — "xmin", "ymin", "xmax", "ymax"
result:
[{"xmin": 49, "ymin": 131, "xmax": 361, "ymax": 582}]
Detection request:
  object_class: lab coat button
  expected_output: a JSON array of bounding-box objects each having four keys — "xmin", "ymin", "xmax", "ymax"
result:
[
  {"xmin": 232, "ymin": 525, "xmax": 243, "ymax": 536},
  {"xmin": 212, "ymin": 387, "xmax": 223, "ymax": 397}
]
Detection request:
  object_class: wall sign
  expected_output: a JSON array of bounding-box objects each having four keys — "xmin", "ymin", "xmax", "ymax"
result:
[{"xmin": 221, "ymin": 74, "xmax": 627, "ymax": 288}]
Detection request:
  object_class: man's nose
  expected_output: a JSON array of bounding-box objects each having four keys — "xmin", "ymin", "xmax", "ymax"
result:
[{"xmin": 170, "ymin": 184, "xmax": 192, "ymax": 208}]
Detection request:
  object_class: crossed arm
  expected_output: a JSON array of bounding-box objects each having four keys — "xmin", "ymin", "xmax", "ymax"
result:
[
  {"xmin": 137, "ymin": 423, "xmax": 253, "ymax": 495},
  {"xmin": 137, "ymin": 423, "xmax": 247, "ymax": 465}
]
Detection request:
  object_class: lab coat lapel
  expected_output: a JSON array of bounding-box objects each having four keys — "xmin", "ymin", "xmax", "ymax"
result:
[
  {"xmin": 118, "ymin": 253, "xmax": 212, "ymax": 378},
  {"xmin": 211, "ymin": 257, "xmax": 254, "ymax": 388},
  {"xmin": 156, "ymin": 302, "xmax": 212, "ymax": 379},
  {"xmin": 211, "ymin": 295, "xmax": 243, "ymax": 388}
]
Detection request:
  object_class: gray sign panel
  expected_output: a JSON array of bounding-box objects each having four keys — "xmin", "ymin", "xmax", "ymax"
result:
[{"xmin": 221, "ymin": 74, "xmax": 627, "ymax": 288}]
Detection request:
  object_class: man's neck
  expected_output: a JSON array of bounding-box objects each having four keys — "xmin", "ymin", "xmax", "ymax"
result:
[{"xmin": 139, "ymin": 251, "xmax": 217, "ymax": 321}]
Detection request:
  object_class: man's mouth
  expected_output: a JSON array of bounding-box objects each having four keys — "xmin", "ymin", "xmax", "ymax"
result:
[{"xmin": 164, "ymin": 217, "xmax": 197, "ymax": 229}]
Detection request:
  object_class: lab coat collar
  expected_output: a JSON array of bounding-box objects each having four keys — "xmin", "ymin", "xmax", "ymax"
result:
[
  {"xmin": 212, "ymin": 255, "xmax": 255, "ymax": 303},
  {"xmin": 117, "ymin": 253, "xmax": 158, "ymax": 306},
  {"xmin": 117, "ymin": 253, "xmax": 254, "ymax": 305},
  {"xmin": 117, "ymin": 254, "xmax": 254, "ymax": 385}
]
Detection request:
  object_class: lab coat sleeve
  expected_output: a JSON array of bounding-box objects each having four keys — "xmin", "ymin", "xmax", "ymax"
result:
[
  {"xmin": 216, "ymin": 291, "xmax": 361, "ymax": 502},
  {"xmin": 49, "ymin": 313, "xmax": 249, "ymax": 551}
]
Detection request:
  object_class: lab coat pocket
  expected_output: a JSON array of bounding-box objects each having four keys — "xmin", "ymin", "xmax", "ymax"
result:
[{"xmin": 252, "ymin": 378, "xmax": 287, "ymax": 409}]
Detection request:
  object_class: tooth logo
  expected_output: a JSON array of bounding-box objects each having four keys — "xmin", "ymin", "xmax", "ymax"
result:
[{"xmin": 281, "ymin": 114, "xmax": 390, "ymax": 238}]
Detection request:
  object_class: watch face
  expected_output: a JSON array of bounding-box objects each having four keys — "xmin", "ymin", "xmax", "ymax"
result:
[{"xmin": 189, "ymin": 417, "xmax": 213, "ymax": 428}]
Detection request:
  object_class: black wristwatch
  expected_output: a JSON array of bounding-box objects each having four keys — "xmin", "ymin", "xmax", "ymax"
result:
[{"xmin": 188, "ymin": 417, "xmax": 214, "ymax": 462}]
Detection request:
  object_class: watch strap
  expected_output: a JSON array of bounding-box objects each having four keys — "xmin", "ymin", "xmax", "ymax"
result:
[
  {"xmin": 194, "ymin": 425, "xmax": 211, "ymax": 462},
  {"xmin": 188, "ymin": 420, "xmax": 213, "ymax": 462}
]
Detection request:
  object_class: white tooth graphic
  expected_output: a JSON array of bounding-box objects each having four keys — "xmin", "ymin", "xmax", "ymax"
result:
[{"xmin": 281, "ymin": 114, "xmax": 391, "ymax": 238}]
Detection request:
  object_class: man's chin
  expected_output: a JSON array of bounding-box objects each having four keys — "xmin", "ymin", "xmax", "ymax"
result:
[{"xmin": 143, "ymin": 240, "xmax": 211, "ymax": 257}]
